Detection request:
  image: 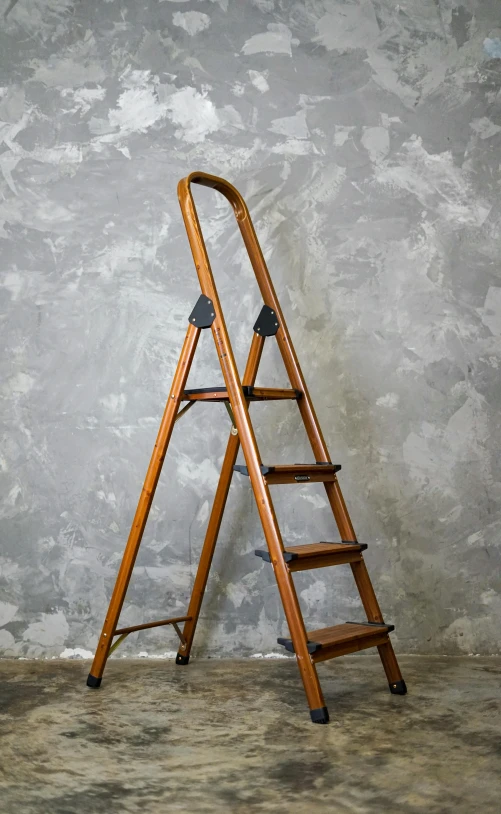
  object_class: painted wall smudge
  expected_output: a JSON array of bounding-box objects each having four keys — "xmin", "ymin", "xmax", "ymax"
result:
[{"xmin": 0, "ymin": 0, "xmax": 500, "ymax": 658}]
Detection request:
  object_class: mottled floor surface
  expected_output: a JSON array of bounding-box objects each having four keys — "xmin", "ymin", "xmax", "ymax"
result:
[{"xmin": 1, "ymin": 657, "xmax": 500, "ymax": 814}]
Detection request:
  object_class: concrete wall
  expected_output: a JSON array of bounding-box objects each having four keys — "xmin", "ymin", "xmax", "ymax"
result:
[{"xmin": 1, "ymin": 0, "xmax": 500, "ymax": 659}]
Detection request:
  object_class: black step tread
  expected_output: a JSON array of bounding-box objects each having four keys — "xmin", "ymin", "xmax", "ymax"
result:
[
  {"xmin": 234, "ymin": 463, "xmax": 341, "ymax": 477},
  {"xmin": 255, "ymin": 541, "xmax": 367, "ymax": 563},
  {"xmin": 183, "ymin": 386, "xmax": 300, "ymax": 402},
  {"xmin": 278, "ymin": 622, "xmax": 394, "ymax": 654}
]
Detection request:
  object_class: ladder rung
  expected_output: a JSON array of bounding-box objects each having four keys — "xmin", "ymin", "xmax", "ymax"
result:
[
  {"xmin": 114, "ymin": 615, "xmax": 192, "ymax": 636},
  {"xmin": 234, "ymin": 463, "xmax": 341, "ymax": 484},
  {"xmin": 255, "ymin": 542, "xmax": 367, "ymax": 571},
  {"xmin": 182, "ymin": 386, "xmax": 300, "ymax": 402},
  {"xmin": 277, "ymin": 622, "xmax": 394, "ymax": 663}
]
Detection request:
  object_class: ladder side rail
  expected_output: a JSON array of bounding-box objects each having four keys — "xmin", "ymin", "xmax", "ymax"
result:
[
  {"xmin": 177, "ymin": 176, "xmax": 327, "ymax": 714},
  {"xmin": 87, "ymin": 323, "xmax": 200, "ymax": 686},
  {"xmin": 179, "ymin": 172, "xmax": 329, "ymax": 464},
  {"xmin": 179, "ymin": 173, "xmax": 357, "ymax": 543}
]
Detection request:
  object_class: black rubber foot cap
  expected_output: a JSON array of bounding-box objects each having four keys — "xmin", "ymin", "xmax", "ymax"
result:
[
  {"xmin": 389, "ymin": 679, "xmax": 407, "ymax": 695},
  {"xmin": 86, "ymin": 674, "xmax": 102, "ymax": 689},
  {"xmin": 310, "ymin": 706, "xmax": 330, "ymax": 724},
  {"xmin": 176, "ymin": 654, "xmax": 190, "ymax": 665}
]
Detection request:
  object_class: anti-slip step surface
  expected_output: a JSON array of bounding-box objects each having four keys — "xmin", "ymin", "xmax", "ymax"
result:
[
  {"xmin": 182, "ymin": 386, "xmax": 300, "ymax": 402},
  {"xmin": 277, "ymin": 622, "xmax": 394, "ymax": 655},
  {"xmin": 255, "ymin": 542, "xmax": 367, "ymax": 566},
  {"xmin": 234, "ymin": 463, "xmax": 341, "ymax": 484}
]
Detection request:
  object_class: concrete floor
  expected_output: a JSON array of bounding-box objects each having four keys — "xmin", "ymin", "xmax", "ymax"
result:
[{"xmin": 0, "ymin": 657, "xmax": 500, "ymax": 814}]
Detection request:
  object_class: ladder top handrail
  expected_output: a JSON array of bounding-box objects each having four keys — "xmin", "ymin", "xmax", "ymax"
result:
[
  {"xmin": 178, "ymin": 171, "xmax": 247, "ymax": 221},
  {"xmin": 177, "ymin": 169, "xmax": 332, "ymax": 465}
]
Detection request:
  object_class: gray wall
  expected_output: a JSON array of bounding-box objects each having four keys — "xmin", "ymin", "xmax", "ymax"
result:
[{"xmin": 1, "ymin": 0, "xmax": 500, "ymax": 659}]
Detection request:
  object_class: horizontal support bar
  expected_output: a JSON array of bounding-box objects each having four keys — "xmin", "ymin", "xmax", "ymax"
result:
[
  {"xmin": 114, "ymin": 615, "xmax": 192, "ymax": 636},
  {"xmin": 109, "ymin": 632, "xmax": 129, "ymax": 655},
  {"xmin": 174, "ymin": 401, "xmax": 196, "ymax": 424},
  {"xmin": 182, "ymin": 386, "xmax": 300, "ymax": 402}
]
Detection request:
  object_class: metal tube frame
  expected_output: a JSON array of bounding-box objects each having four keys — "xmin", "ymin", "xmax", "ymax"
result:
[{"xmin": 87, "ymin": 171, "xmax": 404, "ymax": 719}]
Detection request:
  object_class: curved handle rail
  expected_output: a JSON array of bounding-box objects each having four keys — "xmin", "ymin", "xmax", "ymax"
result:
[
  {"xmin": 177, "ymin": 170, "xmax": 333, "ymax": 466},
  {"xmin": 179, "ymin": 171, "xmax": 247, "ymax": 220}
]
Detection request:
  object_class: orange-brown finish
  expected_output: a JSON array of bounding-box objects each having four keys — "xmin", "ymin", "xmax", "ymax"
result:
[
  {"xmin": 247, "ymin": 387, "xmax": 298, "ymax": 400},
  {"xmin": 114, "ymin": 616, "xmax": 191, "ymax": 636},
  {"xmin": 176, "ymin": 331, "xmax": 265, "ymax": 663},
  {"xmin": 182, "ymin": 386, "xmax": 298, "ymax": 402},
  {"xmin": 282, "ymin": 542, "xmax": 363, "ymax": 573},
  {"xmin": 307, "ymin": 622, "xmax": 390, "ymax": 647},
  {"xmin": 284, "ymin": 542, "xmax": 362, "ymax": 558},
  {"xmin": 287, "ymin": 551, "xmax": 363, "ymax": 572},
  {"xmin": 313, "ymin": 633, "xmax": 391, "ymax": 664},
  {"xmin": 88, "ymin": 171, "xmax": 405, "ymax": 721},
  {"xmin": 87, "ymin": 324, "xmax": 200, "ymax": 682},
  {"xmin": 264, "ymin": 465, "xmax": 340, "ymax": 485},
  {"xmin": 280, "ymin": 622, "xmax": 392, "ymax": 663},
  {"xmin": 350, "ymin": 557, "xmax": 404, "ymax": 686},
  {"xmin": 178, "ymin": 173, "xmax": 327, "ymax": 712}
]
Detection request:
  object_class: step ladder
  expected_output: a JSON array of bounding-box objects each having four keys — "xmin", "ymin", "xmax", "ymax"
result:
[{"xmin": 86, "ymin": 171, "xmax": 407, "ymax": 724}]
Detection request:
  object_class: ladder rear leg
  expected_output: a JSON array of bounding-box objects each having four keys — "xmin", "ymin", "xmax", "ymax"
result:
[
  {"xmin": 176, "ymin": 331, "xmax": 264, "ymax": 665},
  {"xmin": 175, "ymin": 430, "xmax": 240, "ymax": 664},
  {"xmin": 87, "ymin": 325, "xmax": 200, "ymax": 687}
]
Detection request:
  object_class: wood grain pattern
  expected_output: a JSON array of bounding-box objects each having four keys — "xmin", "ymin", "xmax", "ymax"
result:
[
  {"xmin": 307, "ymin": 622, "xmax": 390, "ymax": 647},
  {"xmin": 264, "ymin": 463, "xmax": 340, "ymax": 485},
  {"xmin": 285, "ymin": 542, "xmax": 361, "ymax": 558},
  {"xmin": 88, "ymin": 172, "xmax": 406, "ymax": 721}
]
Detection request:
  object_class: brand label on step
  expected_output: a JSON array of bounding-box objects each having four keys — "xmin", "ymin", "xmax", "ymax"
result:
[{"xmin": 295, "ymin": 475, "xmax": 311, "ymax": 482}]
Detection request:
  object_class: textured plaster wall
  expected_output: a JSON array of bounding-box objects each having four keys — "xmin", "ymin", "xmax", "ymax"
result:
[{"xmin": 1, "ymin": 0, "xmax": 501, "ymax": 659}]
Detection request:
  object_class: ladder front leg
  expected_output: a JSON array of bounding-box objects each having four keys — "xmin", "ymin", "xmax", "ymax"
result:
[
  {"xmin": 271, "ymin": 555, "xmax": 329, "ymax": 722},
  {"xmin": 350, "ymin": 558, "xmax": 407, "ymax": 694},
  {"xmin": 324, "ymin": 478, "xmax": 407, "ymax": 694},
  {"xmin": 87, "ymin": 325, "xmax": 200, "ymax": 687}
]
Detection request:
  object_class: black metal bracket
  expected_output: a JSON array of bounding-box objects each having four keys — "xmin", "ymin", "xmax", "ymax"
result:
[
  {"xmin": 253, "ymin": 305, "xmax": 279, "ymax": 336},
  {"xmin": 255, "ymin": 541, "xmax": 367, "ymax": 563},
  {"xmin": 234, "ymin": 464, "xmax": 271, "ymax": 476},
  {"xmin": 277, "ymin": 637, "xmax": 321, "ymax": 654},
  {"xmin": 255, "ymin": 549, "xmax": 296, "ymax": 563},
  {"xmin": 188, "ymin": 295, "xmax": 216, "ymax": 328},
  {"xmin": 340, "ymin": 541, "xmax": 368, "ymax": 551}
]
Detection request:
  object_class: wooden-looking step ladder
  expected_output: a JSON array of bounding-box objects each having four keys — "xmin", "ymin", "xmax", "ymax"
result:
[{"xmin": 86, "ymin": 171, "xmax": 407, "ymax": 724}]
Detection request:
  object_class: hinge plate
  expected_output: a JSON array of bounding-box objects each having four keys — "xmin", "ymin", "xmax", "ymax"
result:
[
  {"xmin": 253, "ymin": 305, "xmax": 279, "ymax": 336},
  {"xmin": 188, "ymin": 295, "xmax": 216, "ymax": 329}
]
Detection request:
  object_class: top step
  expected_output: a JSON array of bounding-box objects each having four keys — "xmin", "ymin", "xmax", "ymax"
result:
[
  {"xmin": 234, "ymin": 463, "xmax": 341, "ymax": 484},
  {"xmin": 183, "ymin": 386, "xmax": 301, "ymax": 402}
]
